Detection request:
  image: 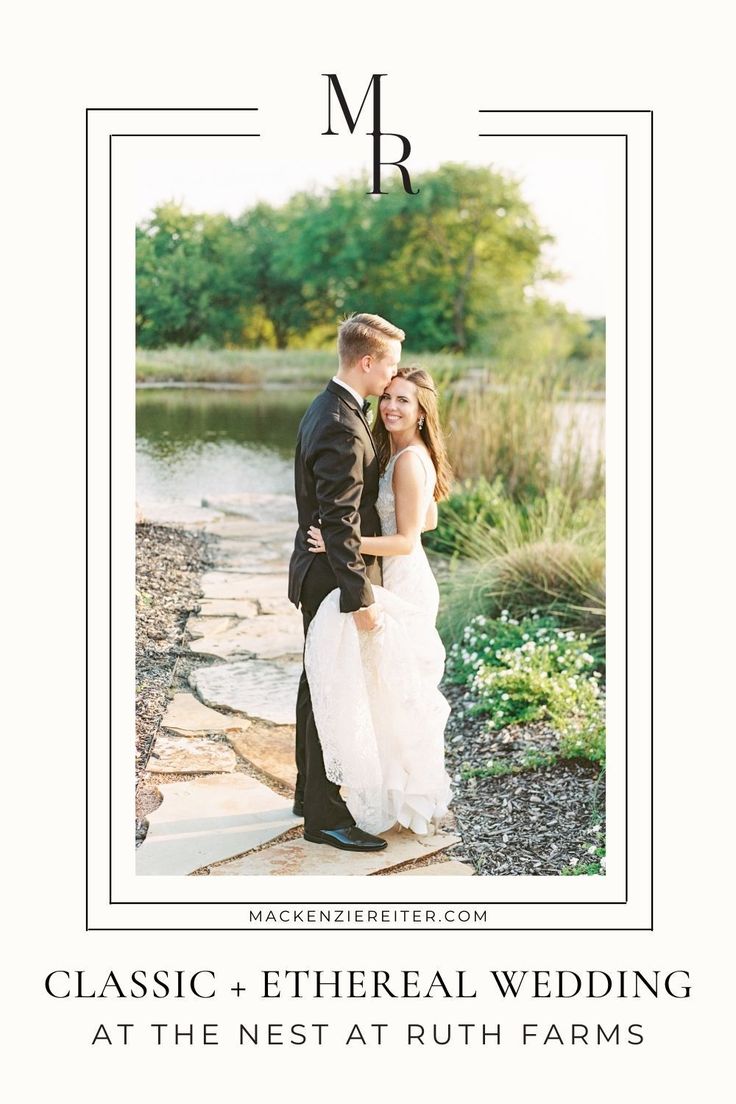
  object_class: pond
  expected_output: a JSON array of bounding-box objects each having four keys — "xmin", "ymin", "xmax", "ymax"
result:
[
  {"xmin": 136, "ymin": 386, "xmax": 317, "ymax": 508},
  {"xmin": 136, "ymin": 384, "xmax": 605, "ymax": 508}
]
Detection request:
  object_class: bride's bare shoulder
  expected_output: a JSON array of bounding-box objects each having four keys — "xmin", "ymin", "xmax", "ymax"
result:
[{"xmin": 392, "ymin": 446, "xmax": 432, "ymax": 488}]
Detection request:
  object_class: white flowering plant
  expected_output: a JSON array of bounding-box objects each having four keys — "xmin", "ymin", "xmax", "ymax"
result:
[
  {"xmin": 562, "ymin": 845, "xmax": 606, "ymax": 876},
  {"xmin": 448, "ymin": 611, "xmax": 605, "ymax": 763},
  {"xmin": 447, "ymin": 611, "xmax": 601, "ymax": 684}
]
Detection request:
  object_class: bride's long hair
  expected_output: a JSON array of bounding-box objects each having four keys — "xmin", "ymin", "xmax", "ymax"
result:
[{"xmin": 373, "ymin": 365, "xmax": 452, "ymax": 501}]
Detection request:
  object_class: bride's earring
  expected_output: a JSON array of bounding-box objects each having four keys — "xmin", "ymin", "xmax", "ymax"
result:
[{"xmin": 418, "ymin": 416, "xmax": 425, "ymax": 431}]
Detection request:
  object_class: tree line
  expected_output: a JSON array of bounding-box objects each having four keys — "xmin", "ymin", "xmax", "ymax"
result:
[{"xmin": 136, "ymin": 162, "xmax": 604, "ymax": 372}]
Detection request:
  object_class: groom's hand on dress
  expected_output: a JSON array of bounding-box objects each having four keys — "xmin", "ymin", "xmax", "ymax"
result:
[{"xmin": 353, "ymin": 604, "xmax": 380, "ymax": 632}]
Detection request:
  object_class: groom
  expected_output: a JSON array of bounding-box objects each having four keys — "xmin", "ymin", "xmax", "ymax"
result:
[{"xmin": 288, "ymin": 312, "xmax": 405, "ymax": 852}]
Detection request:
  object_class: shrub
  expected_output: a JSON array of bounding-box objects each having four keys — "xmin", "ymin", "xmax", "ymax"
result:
[
  {"xmin": 447, "ymin": 611, "xmax": 596, "ymax": 683},
  {"xmin": 548, "ymin": 676, "xmax": 606, "ymax": 763},
  {"xmin": 436, "ymin": 488, "xmax": 605, "ymax": 650},
  {"xmin": 424, "ymin": 476, "xmax": 508, "ymax": 556},
  {"xmin": 431, "ymin": 480, "xmax": 603, "ymax": 558},
  {"xmin": 448, "ymin": 612, "xmax": 605, "ymax": 764},
  {"xmin": 489, "ymin": 540, "xmax": 605, "ymax": 641},
  {"xmin": 562, "ymin": 857, "xmax": 605, "ymax": 876}
]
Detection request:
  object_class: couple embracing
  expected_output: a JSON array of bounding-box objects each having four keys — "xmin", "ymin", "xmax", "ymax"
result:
[{"xmin": 288, "ymin": 313, "xmax": 453, "ymax": 854}]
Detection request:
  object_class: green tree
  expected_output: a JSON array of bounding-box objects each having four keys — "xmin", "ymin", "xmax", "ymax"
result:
[
  {"xmin": 136, "ymin": 203, "xmax": 244, "ymax": 347},
  {"xmin": 135, "ymin": 166, "xmax": 600, "ymax": 363},
  {"xmin": 268, "ymin": 183, "xmax": 393, "ymax": 336},
  {"xmin": 268, "ymin": 164, "xmax": 553, "ymax": 353},
  {"xmin": 379, "ymin": 163, "xmax": 553, "ymax": 352},
  {"xmin": 232, "ymin": 202, "xmax": 311, "ymax": 348}
]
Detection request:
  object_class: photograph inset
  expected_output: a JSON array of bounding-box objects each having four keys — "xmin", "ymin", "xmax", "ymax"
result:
[{"xmin": 134, "ymin": 161, "xmax": 606, "ymax": 878}]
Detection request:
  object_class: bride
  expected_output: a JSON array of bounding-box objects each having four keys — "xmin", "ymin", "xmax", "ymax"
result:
[{"xmin": 304, "ymin": 365, "xmax": 453, "ymax": 836}]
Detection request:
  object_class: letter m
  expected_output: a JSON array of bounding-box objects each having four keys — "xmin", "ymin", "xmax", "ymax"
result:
[{"xmin": 322, "ymin": 73, "xmax": 385, "ymax": 135}]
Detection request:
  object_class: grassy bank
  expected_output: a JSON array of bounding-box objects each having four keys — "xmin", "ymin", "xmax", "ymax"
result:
[
  {"xmin": 135, "ymin": 346, "xmax": 493, "ymax": 386},
  {"xmin": 136, "ymin": 346, "xmax": 604, "ymax": 393},
  {"xmin": 136, "ymin": 347, "xmax": 335, "ymax": 385}
]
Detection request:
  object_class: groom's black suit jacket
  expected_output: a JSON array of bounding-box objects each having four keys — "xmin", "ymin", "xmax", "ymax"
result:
[{"xmin": 288, "ymin": 380, "xmax": 382, "ymax": 614}]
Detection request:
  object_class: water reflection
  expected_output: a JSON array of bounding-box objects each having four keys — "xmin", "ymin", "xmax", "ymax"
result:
[
  {"xmin": 136, "ymin": 386, "xmax": 318, "ymax": 506},
  {"xmin": 136, "ymin": 384, "xmax": 605, "ymax": 508}
]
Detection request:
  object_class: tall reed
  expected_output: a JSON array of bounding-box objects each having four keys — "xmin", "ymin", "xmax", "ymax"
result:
[
  {"xmin": 436, "ymin": 487, "xmax": 606, "ymax": 653},
  {"xmin": 441, "ymin": 372, "xmax": 604, "ymax": 506}
]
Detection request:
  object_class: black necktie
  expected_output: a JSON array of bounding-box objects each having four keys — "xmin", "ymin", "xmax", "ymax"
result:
[{"xmin": 362, "ymin": 400, "xmax": 371, "ymax": 415}]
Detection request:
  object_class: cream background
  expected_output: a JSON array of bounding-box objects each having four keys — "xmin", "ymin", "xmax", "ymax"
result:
[{"xmin": 4, "ymin": 0, "xmax": 732, "ymax": 1099}]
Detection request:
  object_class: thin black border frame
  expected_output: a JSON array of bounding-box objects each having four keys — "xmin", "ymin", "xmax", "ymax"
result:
[
  {"xmin": 111, "ymin": 131, "xmax": 626, "ymax": 906},
  {"xmin": 476, "ymin": 132, "xmax": 630, "ymax": 910},
  {"xmin": 85, "ymin": 107, "xmax": 653, "ymax": 931}
]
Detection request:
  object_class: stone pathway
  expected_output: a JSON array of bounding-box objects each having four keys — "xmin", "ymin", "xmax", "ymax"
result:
[{"xmin": 136, "ymin": 494, "xmax": 472, "ymax": 878}]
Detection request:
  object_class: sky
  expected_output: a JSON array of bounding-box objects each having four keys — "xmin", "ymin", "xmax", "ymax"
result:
[{"xmin": 134, "ymin": 137, "xmax": 612, "ymax": 318}]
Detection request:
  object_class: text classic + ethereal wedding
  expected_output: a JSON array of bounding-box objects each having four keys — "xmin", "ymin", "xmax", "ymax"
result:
[{"xmin": 43, "ymin": 969, "xmax": 691, "ymax": 1001}]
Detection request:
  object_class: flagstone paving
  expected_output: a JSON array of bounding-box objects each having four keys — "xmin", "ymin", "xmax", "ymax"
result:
[
  {"xmin": 209, "ymin": 828, "xmax": 461, "ymax": 877},
  {"xmin": 162, "ymin": 691, "xmax": 253, "ymax": 737},
  {"xmin": 138, "ymin": 502, "xmax": 226, "ymax": 527},
  {"xmin": 200, "ymin": 571, "xmax": 290, "ymax": 601},
  {"xmin": 136, "ymin": 773, "xmax": 300, "ymax": 876},
  {"xmin": 225, "ymin": 720, "xmax": 297, "ymax": 788},
  {"xmin": 197, "ymin": 597, "xmax": 261, "ymax": 618},
  {"xmin": 137, "ymin": 492, "xmax": 460, "ymax": 878},
  {"xmin": 399, "ymin": 860, "xmax": 475, "ymax": 877},
  {"xmin": 191, "ymin": 657, "xmax": 301, "ymax": 725},
  {"xmin": 212, "ymin": 554, "xmax": 292, "ymax": 575},
  {"xmin": 187, "ymin": 611, "xmax": 303, "ymax": 661},
  {"xmin": 212, "ymin": 539, "xmax": 292, "ymax": 574},
  {"xmin": 205, "ymin": 519, "xmax": 294, "ymax": 541},
  {"xmin": 256, "ymin": 595, "xmax": 297, "ymax": 616},
  {"xmin": 146, "ymin": 734, "xmax": 237, "ymax": 774}
]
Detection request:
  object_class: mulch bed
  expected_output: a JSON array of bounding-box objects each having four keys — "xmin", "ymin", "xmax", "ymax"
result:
[
  {"xmin": 135, "ymin": 523, "xmax": 211, "ymax": 831},
  {"xmin": 442, "ymin": 683, "xmax": 605, "ymax": 876}
]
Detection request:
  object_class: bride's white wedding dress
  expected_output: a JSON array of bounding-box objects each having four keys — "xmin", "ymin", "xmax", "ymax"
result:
[{"xmin": 305, "ymin": 445, "xmax": 452, "ymax": 835}]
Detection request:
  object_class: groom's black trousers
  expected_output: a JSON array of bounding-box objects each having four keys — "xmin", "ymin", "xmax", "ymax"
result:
[
  {"xmin": 295, "ymin": 604, "xmax": 355, "ymax": 833},
  {"xmin": 295, "ymin": 555, "xmax": 382, "ymax": 833}
]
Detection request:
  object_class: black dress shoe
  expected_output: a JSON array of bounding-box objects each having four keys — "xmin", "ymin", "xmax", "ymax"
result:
[
  {"xmin": 303, "ymin": 826, "xmax": 387, "ymax": 852},
  {"xmin": 292, "ymin": 800, "xmax": 304, "ymax": 817}
]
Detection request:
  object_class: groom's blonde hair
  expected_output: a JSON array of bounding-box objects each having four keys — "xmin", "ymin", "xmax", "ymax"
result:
[{"xmin": 337, "ymin": 312, "xmax": 405, "ymax": 366}]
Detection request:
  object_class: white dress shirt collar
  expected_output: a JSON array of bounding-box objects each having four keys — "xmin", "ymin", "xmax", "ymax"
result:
[{"xmin": 332, "ymin": 376, "xmax": 365, "ymax": 410}]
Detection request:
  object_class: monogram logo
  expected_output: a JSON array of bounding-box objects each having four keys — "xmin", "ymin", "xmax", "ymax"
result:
[{"xmin": 322, "ymin": 74, "xmax": 419, "ymax": 196}]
